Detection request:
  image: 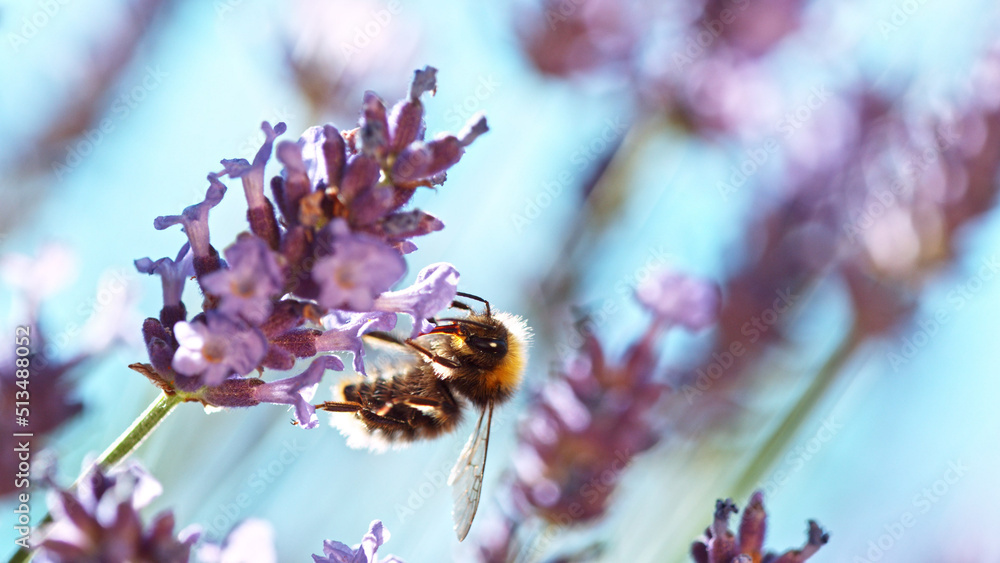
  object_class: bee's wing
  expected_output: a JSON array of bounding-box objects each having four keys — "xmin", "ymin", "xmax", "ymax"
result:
[{"xmin": 448, "ymin": 404, "xmax": 493, "ymax": 542}]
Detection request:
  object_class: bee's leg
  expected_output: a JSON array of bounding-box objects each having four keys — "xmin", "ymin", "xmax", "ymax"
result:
[
  {"xmin": 315, "ymin": 400, "xmax": 364, "ymax": 413},
  {"xmin": 365, "ymin": 331, "xmax": 463, "ymax": 369},
  {"xmin": 402, "ymin": 339, "xmax": 462, "ymax": 369},
  {"xmin": 358, "ymin": 409, "xmax": 413, "ymax": 431}
]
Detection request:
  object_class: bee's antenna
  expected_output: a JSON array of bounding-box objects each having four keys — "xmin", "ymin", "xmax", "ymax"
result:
[{"xmin": 455, "ymin": 292, "xmax": 491, "ymax": 316}]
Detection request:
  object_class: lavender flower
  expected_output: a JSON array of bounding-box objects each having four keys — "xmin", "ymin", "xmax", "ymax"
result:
[
  {"xmin": 172, "ymin": 313, "xmax": 268, "ymax": 387},
  {"xmin": 691, "ymin": 491, "xmax": 829, "ymax": 563},
  {"xmin": 201, "ymin": 356, "xmax": 344, "ymax": 428},
  {"xmin": 154, "ymin": 175, "xmax": 227, "ymax": 277},
  {"xmin": 201, "ymin": 235, "xmax": 285, "ymax": 325},
  {"xmin": 373, "ymin": 262, "xmax": 460, "ymax": 337},
  {"xmin": 135, "ymin": 243, "xmax": 194, "ymax": 330},
  {"xmin": 316, "ymin": 311, "xmax": 397, "ymax": 375},
  {"xmin": 502, "ymin": 270, "xmax": 717, "ymax": 530},
  {"xmin": 313, "ymin": 520, "xmax": 405, "ymax": 563},
  {"xmin": 34, "ymin": 462, "xmax": 197, "ymax": 563},
  {"xmin": 133, "ymin": 67, "xmax": 483, "ymax": 425},
  {"xmin": 312, "ymin": 219, "xmax": 406, "ymax": 311}
]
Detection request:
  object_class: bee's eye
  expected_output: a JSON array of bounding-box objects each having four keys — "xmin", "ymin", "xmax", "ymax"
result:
[{"xmin": 466, "ymin": 335, "xmax": 507, "ymax": 356}]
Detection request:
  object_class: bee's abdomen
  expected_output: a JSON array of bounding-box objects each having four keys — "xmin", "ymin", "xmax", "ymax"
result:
[{"xmin": 333, "ymin": 367, "xmax": 463, "ymax": 449}]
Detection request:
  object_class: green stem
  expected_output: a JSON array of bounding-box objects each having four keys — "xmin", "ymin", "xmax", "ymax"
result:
[
  {"xmin": 729, "ymin": 328, "xmax": 864, "ymax": 500},
  {"xmin": 93, "ymin": 392, "xmax": 182, "ymax": 471},
  {"xmin": 8, "ymin": 392, "xmax": 182, "ymax": 563}
]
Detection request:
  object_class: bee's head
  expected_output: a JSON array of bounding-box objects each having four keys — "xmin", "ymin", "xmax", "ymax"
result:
[{"xmin": 464, "ymin": 333, "xmax": 508, "ymax": 357}]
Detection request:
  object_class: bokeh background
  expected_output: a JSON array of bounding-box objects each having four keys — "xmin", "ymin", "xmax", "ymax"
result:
[{"xmin": 3, "ymin": 0, "xmax": 1000, "ymax": 561}]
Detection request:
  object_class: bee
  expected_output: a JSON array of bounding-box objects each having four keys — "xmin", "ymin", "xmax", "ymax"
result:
[{"xmin": 316, "ymin": 292, "xmax": 531, "ymax": 541}]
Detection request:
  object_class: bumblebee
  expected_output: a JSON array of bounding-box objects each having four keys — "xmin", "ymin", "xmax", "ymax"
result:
[{"xmin": 317, "ymin": 292, "xmax": 531, "ymax": 541}]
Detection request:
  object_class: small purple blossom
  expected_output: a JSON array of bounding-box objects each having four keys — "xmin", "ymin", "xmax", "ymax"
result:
[
  {"xmin": 35, "ymin": 462, "xmax": 197, "ymax": 563},
  {"xmin": 253, "ymin": 356, "xmax": 343, "ymax": 428},
  {"xmin": 223, "ymin": 121, "xmax": 288, "ymax": 209},
  {"xmin": 0, "ymin": 243, "xmax": 79, "ymax": 311},
  {"xmin": 172, "ymin": 313, "xmax": 267, "ymax": 387},
  {"xmin": 312, "ymin": 219, "xmax": 406, "ymax": 311},
  {"xmin": 373, "ymin": 262, "xmax": 460, "ymax": 337},
  {"xmin": 316, "ymin": 311, "xmax": 397, "ymax": 374},
  {"xmin": 313, "ymin": 520, "xmax": 405, "ymax": 563},
  {"xmin": 154, "ymin": 174, "xmax": 227, "ymax": 276},
  {"xmin": 135, "ymin": 243, "xmax": 194, "ymax": 329},
  {"xmin": 636, "ymin": 269, "xmax": 720, "ymax": 331},
  {"xmin": 201, "ymin": 235, "xmax": 285, "ymax": 325},
  {"xmin": 135, "ymin": 244, "xmax": 193, "ymax": 309}
]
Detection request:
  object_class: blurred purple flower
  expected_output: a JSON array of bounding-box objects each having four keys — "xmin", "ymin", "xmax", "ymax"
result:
[
  {"xmin": 201, "ymin": 235, "xmax": 285, "ymax": 325},
  {"xmin": 172, "ymin": 313, "xmax": 267, "ymax": 387},
  {"xmin": 313, "ymin": 520, "xmax": 405, "ymax": 563},
  {"xmin": 196, "ymin": 519, "xmax": 276, "ymax": 563},
  {"xmin": 0, "ymin": 243, "xmax": 79, "ymax": 311},
  {"xmin": 313, "ymin": 219, "xmax": 406, "ymax": 311},
  {"xmin": 636, "ymin": 269, "xmax": 720, "ymax": 330},
  {"xmin": 35, "ymin": 462, "xmax": 197, "ymax": 563}
]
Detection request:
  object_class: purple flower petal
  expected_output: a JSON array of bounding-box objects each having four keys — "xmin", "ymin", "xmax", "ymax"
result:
[
  {"xmin": 373, "ymin": 262, "xmax": 460, "ymax": 337},
  {"xmin": 172, "ymin": 313, "xmax": 267, "ymax": 387},
  {"xmin": 316, "ymin": 311, "xmax": 396, "ymax": 374},
  {"xmin": 387, "ymin": 67, "xmax": 436, "ymax": 154},
  {"xmin": 635, "ymin": 270, "xmax": 720, "ymax": 331},
  {"xmin": 154, "ymin": 175, "xmax": 226, "ymax": 261},
  {"xmin": 223, "ymin": 121, "xmax": 287, "ymax": 210},
  {"xmin": 312, "ymin": 220, "xmax": 406, "ymax": 311},
  {"xmin": 201, "ymin": 235, "xmax": 284, "ymax": 325},
  {"xmin": 134, "ymin": 243, "xmax": 194, "ymax": 309},
  {"xmin": 252, "ymin": 356, "xmax": 344, "ymax": 428}
]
